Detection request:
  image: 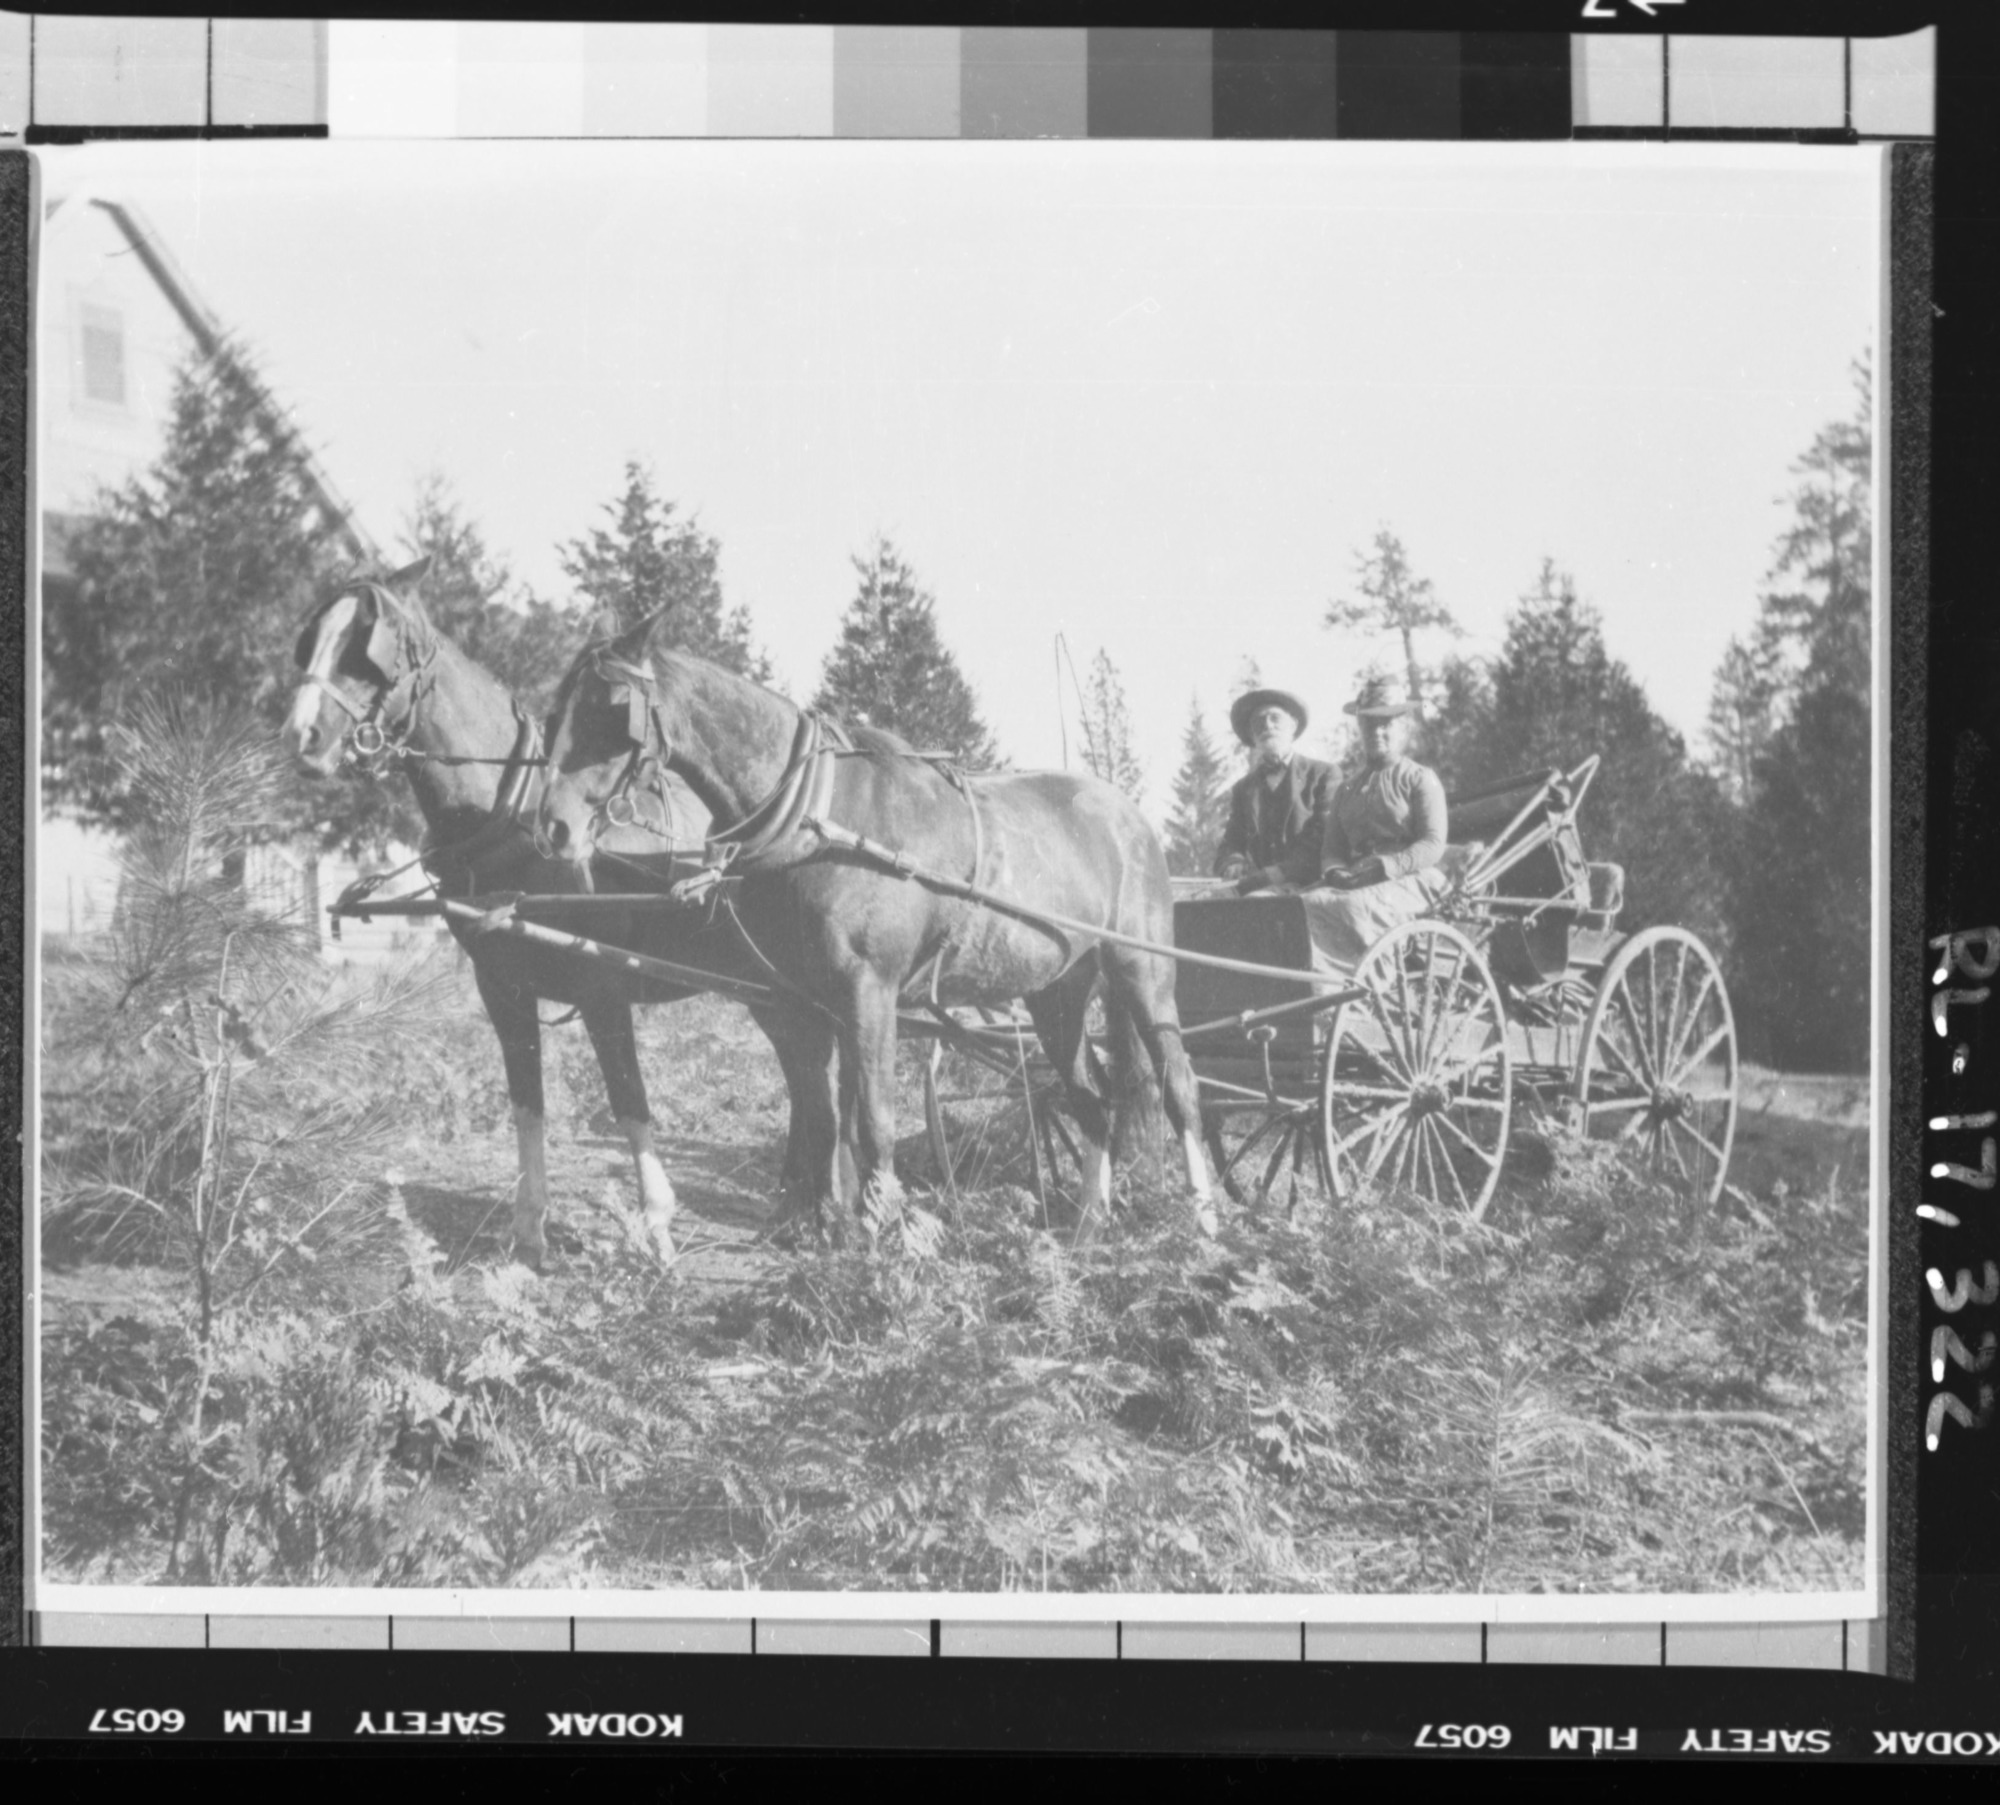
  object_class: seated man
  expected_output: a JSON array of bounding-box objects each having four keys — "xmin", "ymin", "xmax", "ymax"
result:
[
  {"xmin": 1306, "ymin": 674, "xmax": 1452, "ymax": 971},
  {"xmin": 1214, "ymin": 687, "xmax": 1339, "ymax": 895}
]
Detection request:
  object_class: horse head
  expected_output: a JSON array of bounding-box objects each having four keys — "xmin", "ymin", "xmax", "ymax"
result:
[
  {"xmin": 284, "ymin": 555, "xmax": 436, "ymax": 775},
  {"xmin": 537, "ymin": 607, "xmax": 679, "ymax": 864}
]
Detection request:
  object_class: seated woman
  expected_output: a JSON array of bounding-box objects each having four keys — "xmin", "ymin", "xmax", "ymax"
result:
[
  {"xmin": 1306, "ymin": 674, "xmax": 1452, "ymax": 972},
  {"xmin": 1213, "ymin": 687, "xmax": 1340, "ymax": 895}
]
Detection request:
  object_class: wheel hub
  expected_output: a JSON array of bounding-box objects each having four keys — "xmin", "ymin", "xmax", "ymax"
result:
[{"xmin": 1408, "ymin": 1080, "xmax": 1450, "ymax": 1119}]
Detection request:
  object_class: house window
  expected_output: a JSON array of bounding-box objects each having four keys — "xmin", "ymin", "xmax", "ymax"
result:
[{"xmin": 78, "ymin": 304, "xmax": 127, "ymax": 408}]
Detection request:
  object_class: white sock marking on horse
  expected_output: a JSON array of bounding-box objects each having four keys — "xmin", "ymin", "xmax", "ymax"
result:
[
  {"xmin": 1182, "ymin": 1126, "xmax": 1214, "ymax": 1202},
  {"xmin": 1080, "ymin": 1144, "xmax": 1111, "ymax": 1227},
  {"xmin": 1182, "ymin": 1127, "xmax": 1220, "ymax": 1237},
  {"xmin": 619, "ymin": 1117, "xmax": 677, "ymax": 1263},
  {"xmin": 513, "ymin": 1105, "xmax": 549, "ymax": 1262}
]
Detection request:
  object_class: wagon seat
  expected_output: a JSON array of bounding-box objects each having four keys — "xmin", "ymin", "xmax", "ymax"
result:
[{"xmin": 1438, "ymin": 762, "xmax": 1624, "ymax": 996}]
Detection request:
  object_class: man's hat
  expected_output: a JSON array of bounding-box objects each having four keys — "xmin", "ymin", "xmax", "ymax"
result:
[
  {"xmin": 1230, "ymin": 688, "xmax": 1309, "ymax": 744},
  {"xmin": 1344, "ymin": 673, "xmax": 1414, "ymax": 719}
]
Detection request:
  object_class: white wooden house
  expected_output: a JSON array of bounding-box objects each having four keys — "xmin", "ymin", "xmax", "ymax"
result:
[{"xmin": 37, "ymin": 188, "xmax": 430, "ymax": 964}]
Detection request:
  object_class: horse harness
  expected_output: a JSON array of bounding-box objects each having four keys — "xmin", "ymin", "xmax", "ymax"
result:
[
  {"xmin": 585, "ymin": 650, "xmax": 993, "ymax": 1010},
  {"xmin": 586, "ymin": 651, "xmax": 987, "ymax": 897}
]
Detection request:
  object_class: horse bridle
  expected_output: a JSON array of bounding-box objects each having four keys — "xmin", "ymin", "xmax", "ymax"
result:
[
  {"xmin": 578, "ymin": 651, "xmax": 687, "ymax": 845},
  {"xmin": 298, "ymin": 581, "xmax": 442, "ymax": 770},
  {"xmin": 574, "ymin": 649, "xmax": 839, "ymax": 870}
]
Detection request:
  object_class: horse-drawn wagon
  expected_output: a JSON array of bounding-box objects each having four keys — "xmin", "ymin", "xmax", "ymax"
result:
[
  {"xmin": 299, "ymin": 570, "xmax": 1735, "ymax": 1253},
  {"xmin": 921, "ymin": 756, "xmax": 1739, "ymax": 1225}
]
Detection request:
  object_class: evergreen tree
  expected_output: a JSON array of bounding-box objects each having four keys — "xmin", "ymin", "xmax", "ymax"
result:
[
  {"xmin": 557, "ymin": 461, "xmax": 769, "ymax": 679},
  {"xmin": 1441, "ymin": 560, "xmax": 1730, "ymax": 953},
  {"xmin": 1703, "ymin": 354, "xmax": 1872, "ymax": 806},
  {"xmin": 813, "ymin": 538, "xmax": 1001, "ymax": 768},
  {"xmin": 1164, "ymin": 697, "xmax": 1230, "ymax": 876},
  {"xmin": 43, "ymin": 343, "xmax": 377, "ymax": 847},
  {"xmin": 1722, "ymin": 357, "xmax": 1874, "ymax": 1070},
  {"xmin": 398, "ymin": 475, "xmax": 582, "ymax": 721},
  {"xmin": 1703, "ymin": 635, "xmax": 1779, "ymax": 810},
  {"xmin": 1077, "ymin": 648, "xmax": 1145, "ymax": 803},
  {"xmin": 1324, "ymin": 527, "xmax": 1462, "ymax": 731}
]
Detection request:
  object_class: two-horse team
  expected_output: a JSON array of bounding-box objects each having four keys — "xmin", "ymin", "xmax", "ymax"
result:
[{"xmin": 286, "ymin": 560, "xmax": 1214, "ymax": 1269}]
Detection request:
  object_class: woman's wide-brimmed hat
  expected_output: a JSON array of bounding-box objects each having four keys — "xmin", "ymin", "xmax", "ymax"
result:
[
  {"xmin": 1229, "ymin": 688, "xmax": 1309, "ymax": 744},
  {"xmin": 1344, "ymin": 673, "xmax": 1414, "ymax": 719}
]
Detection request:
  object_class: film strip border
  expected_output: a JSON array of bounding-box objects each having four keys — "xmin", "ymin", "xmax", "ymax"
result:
[
  {"xmin": 37, "ymin": 1613, "xmax": 1884, "ymax": 1670},
  {"xmin": 14, "ymin": 14, "xmax": 1907, "ymax": 1674},
  {"xmin": 0, "ymin": 20, "xmax": 1937, "ymax": 140}
]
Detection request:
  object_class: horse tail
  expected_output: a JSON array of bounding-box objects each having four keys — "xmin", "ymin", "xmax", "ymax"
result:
[{"xmin": 1099, "ymin": 974, "xmax": 1169, "ymax": 1178}]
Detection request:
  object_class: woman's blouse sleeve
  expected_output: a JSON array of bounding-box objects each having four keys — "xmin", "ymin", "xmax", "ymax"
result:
[{"xmin": 1378, "ymin": 764, "xmax": 1448, "ymax": 879}]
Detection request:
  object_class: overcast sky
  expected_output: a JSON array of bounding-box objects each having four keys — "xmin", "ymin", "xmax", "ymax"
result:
[{"xmin": 46, "ymin": 139, "xmax": 1881, "ymax": 812}]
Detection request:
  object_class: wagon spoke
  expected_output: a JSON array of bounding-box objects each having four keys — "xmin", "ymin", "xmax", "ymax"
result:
[
  {"xmin": 1613, "ymin": 982, "xmax": 1662, "ymax": 1088},
  {"xmin": 1399, "ymin": 944, "xmax": 1429, "ymax": 1075},
  {"xmin": 1439, "ymin": 1029, "xmax": 1504, "ymax": 1087},
  {"xmin": 1435, "ymin": 1110, "xmax": 1500, "ymax": 1171},
  {"xmin": 1331, "ymin": 1101, "xmax": 1403, "ymax": 1161},
  {"xmin": 1394, "ymin": 944, "xmax": 1418, "ymax": 1068},
  {"xmin": 1363, "ymin": 1109, "xmax": 1409, "ymax": 1185},
  {"xmin": 1391, "ymin": 1115, "xmax": 1419, "ymax": 1194},
  {"xmin": 1437, "ymin": 948, "xmax": 1481, "ymax": 1076},
  {"xmin": 1658, "ymin": 939, "xmax": 1690, "ymax": 1083},
  {"xmin": 1593, "ymin": 1024, "xmax": 1653, "ymax": 1095},
  {"xmin": 1325, "ymin": 1082, "xmax": 1418, "ymax": 1104},
  {"xmin": 1415, "ymin": 1117, "xmax": 1442, "ymax": 1206},
  {"xmin": 1673, "ymin": 1022, "xmax": 1733, "ymax": 1081},
  {"xmin": 1425, "ymin": 943, "xmax": 1464, "ymax": 1076},
  {"xmin": 1645, "ymin": 941, "xmax": 1663, "ymax": 1074},
  {"xmin": 1347, "ymin": 1030, "xmax": 1411, "ymax": 1090},
  {"xmin": 1676, "ymin": 1120, "xmax": 1730, "ymax": 1170},
  {"xmin": 1409, "ymin": 941, "xmax": 1443, "ymax": 1074},
  {"xmin": 1429, "ymin": 1118, "xmax": 1474, "ymax": 1213},
  {"xmin": 1666, "ymin": 968, "xmax": 1719, "ymax": 1076}
]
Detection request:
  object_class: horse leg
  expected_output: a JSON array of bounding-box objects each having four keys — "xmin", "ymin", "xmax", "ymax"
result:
[
  {"xmin": 580, "ymin": 995, "xmax": 675, "ymax": 1264},
  {"xmin": 845, "ymin": 972, "xmax": 906, "ymax": 1231},
  {"xmin": 473, "ymin": 963, "xmax": 549, "ymax": 1270},
  {"xmin": 768, "ymin": 1008, "xmax": 844, "ymax": 1244},
  {"xmin": 1104, "ymin": 947, "xmax": 1217, "ymax": 1236},
  {"xmin": 751, "ymin": 1003, "xmax": 811, "ymax": 1198},
  {"xmin": 1024, "ymin": 963, "xmax": 1114, "ymax": 1249}
]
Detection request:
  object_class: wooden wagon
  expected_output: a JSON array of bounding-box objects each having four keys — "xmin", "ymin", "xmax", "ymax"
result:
[{"xmin": 919, "ymin": 757, "xmax": 1738, "ymax": 1222}]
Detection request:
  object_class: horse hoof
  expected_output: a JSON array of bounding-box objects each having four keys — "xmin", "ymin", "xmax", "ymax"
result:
[
  {"xmin": 1196, "ymin": 1206, "xmax": 1221, "ymax": 1239},
  {"xmin": 514, "ymin": 1242, "xmax": 546, "ymax": 1273}
]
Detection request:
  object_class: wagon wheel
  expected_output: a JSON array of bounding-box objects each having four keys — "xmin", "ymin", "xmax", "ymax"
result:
[
  {"xmin": 1572, "ymin": 925, "xmax": 1738, "ymax": 1204},
  {"xmin": 1200, "ymin": 1039, "xmax": 1336, "ymax": 1218},
  {"xmin": 1322, "ymin": 920, "xmax": 1514, "ymax": 1219},
  {"xmin": 918, "ymin": 1014, "xmax": 1088, "ymax": 1222}
]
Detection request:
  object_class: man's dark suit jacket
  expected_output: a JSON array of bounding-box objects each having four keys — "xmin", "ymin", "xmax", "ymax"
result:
[{"xmin": 1214, "ymin": 754, "xmax": 1340, "ymax": 889}]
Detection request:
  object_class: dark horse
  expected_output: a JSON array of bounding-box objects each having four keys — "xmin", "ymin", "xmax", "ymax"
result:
[
  {"xmin": 533, "ymin": 609, "xmax": 1214, "ymax": 1245},
  {"xmin": 283, "ymin": 558, "xmax": 832, "ymax": 1269}
]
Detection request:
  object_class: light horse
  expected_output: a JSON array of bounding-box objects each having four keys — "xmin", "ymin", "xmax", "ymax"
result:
[
  {"xmin": 283, "ymin": 557, "xmax": 833, "ymax": 1269},
  {"xmin": 534, "ymin": 608, "xmax": 1214, "ymax": 1247}
]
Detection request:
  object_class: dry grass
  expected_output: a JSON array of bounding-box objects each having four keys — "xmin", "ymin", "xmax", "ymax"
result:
[{"xmin": 41, "ymin": 947, "xmax": 1869, "ymax": 1596}]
